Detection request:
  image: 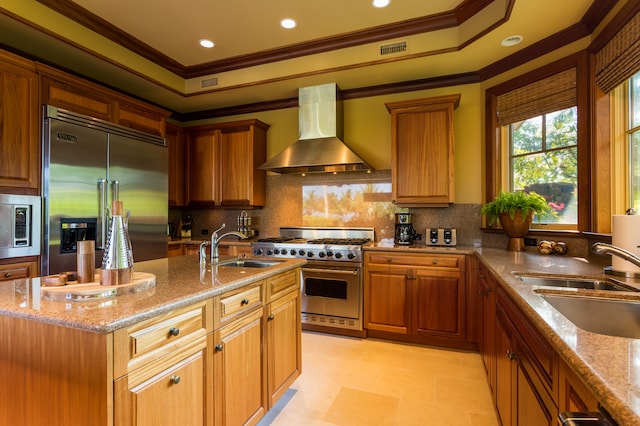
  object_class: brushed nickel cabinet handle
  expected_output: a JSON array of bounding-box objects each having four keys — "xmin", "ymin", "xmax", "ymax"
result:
[
  {"xmin": 215, "ymin": 344, "xmax": 224, "ymax": 351},
  {"xmin": 241, "ymin": 298, "xmax": 250, "ymax": 305},
  {"xmin": 170, "ymin": 375, "xmax": 181, "ymax": 385},
  {"xmin": 268, "ymin": 314, "xmax": 275, "ymax": 321},
  {"xmin": 168, "ymin": 327, "xmax": 180, "ymax": 337}
]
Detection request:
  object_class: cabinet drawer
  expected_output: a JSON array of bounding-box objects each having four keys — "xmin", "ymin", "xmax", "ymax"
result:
[
  {"xmin": 219, "ymin": 282, "xmax": 263, "ymax": 323},
  {"xmin": 114, "ymin": 300, "xmax": 211, "ymax": 377},
  {"xmin": 0, "ymin": 264, "xmax": 32, "ymax": 281},
  {"xmin": 266, "ymin": 269, "xmax": 299, "ymax": 302},
  {"xmin": 366, "ymin": 252, "xmax": 463, "ymax": 269}
]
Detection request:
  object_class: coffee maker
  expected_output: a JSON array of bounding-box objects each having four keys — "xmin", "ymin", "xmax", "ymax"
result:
[{"xmin": 395, "ymin": 212, "xmax": 417, "ymax": 245}]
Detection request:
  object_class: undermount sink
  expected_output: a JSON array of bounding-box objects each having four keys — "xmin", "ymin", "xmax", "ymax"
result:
[
  {"xmin": 515, "ymin": 274, "xmax": 638, "ymax": 292},
  {"xmin": 218, "ymin": 259, "xmax": 285, "ymax": 268},
  {"xmin": 539, "ymin": 292, "xmax": 640, "ymax": 339}
]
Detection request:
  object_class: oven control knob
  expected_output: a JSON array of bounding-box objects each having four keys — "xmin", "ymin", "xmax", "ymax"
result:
[
  {"xmin": 307, "ymin": 252, "xmax": 314, "ymax": 258},
  {"xmin": 326, "ymin": 251, "xmax": 333, "ymax": 257},
  {"xmin": 334, "ymin": 252, "xmax": 343, "ymax": 259},
  {"xmin": 273, "ymin": 248, "xmax": 280, "ymax": 255},
  {"xmin": 290, "ymin": 249, "xmax": 297, "ymax": 256},
  {"xmin": 268, "ymin": 249, "xmax": 276, "ymax": 256},
  {"xmin": 298, "ymin": 249, "xmax": 306, "ymax": 256},
  {"xmin": 254, "ymin": 248, "xmax": 263, "ymax": 256},
  {"xmin": 347, "ymin": 253, "xmax": 356, "ymax": 260},
  {"xmin": 318, "ymin": 251, "xmax": 326, "ymax": 258}
]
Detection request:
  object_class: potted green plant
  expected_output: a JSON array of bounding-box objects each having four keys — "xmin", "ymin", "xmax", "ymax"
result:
[{"xmin": 481, "ymin": 191, "xmax": 551, "ymax": 251}]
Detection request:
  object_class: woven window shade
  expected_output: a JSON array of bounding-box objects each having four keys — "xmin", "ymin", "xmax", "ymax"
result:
[
  {"xmin": 496, "ymin": 68, "xmax": 577, "ymax": 126},
  {"xmin": 595, "ymin": 11, "xmax": 640, "ymax": 93}
]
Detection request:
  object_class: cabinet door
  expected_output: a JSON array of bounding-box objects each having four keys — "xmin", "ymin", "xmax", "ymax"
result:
[
  {"xmin": 478, "ymin": 264, "xmax": 496, "ymax": 394},
  {"xmin": 495, "ymin": 307, "xmax": 516, "ymax": 426},
  {"xmin": 558, "ymin": 359, "xmax": 599, "ymax": 413},
  {"xmin": 386, "ymin": 95, "xmax": 459, "ymax": 206},
  {"xmin": 187, "ymin": 129, "xmax": 218, "ymax": 205},
  {"xmin": 219, "ymin": 126, "xmax": 253, "ymax": 206},
  {"xmin": 266, "ymin": 289, "xmax": 302, "ymax": 407},
  {"xmin": 167, "ymin": 123, "xmax": 186, "ymax": 207},
  {"xmin": 412, "ymin": 269, "xmax": 463, "ymax": 339},
  {"xmin": 114, "ymin": 338, "xmax": 208, "ymax": 426},
  {"xmin": 364, "ymin": 267, "xmax": 410, "ymax": 334},
  {"xmin": 0, "ymin": 53, "xmax": 39, "ymax": 192},
  {"xmin": 516, "ymin": 360, "xmax": 557, "ymax": 426},
  {"xmin": 214, "ymin": 308, "xmax": 266, "ymax": 426}
]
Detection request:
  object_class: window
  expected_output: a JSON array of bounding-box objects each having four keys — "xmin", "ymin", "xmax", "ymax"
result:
[
  {"xmin": 509, "ymin": 107, "xmax": 578, "ymax": 225},
  {"xmin": 628, "ymin": 72, "xmax": 640, "ymax": 211}
]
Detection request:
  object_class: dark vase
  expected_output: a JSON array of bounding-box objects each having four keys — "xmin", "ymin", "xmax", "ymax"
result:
[{"xmin": 498, "ymin": 211, "xmax": 533, "ymax": 251}]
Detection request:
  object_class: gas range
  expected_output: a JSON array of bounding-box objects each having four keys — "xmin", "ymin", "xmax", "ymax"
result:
[{"xmin": 251, "ymin": 227, "xmax": 374, "ymax": 263}]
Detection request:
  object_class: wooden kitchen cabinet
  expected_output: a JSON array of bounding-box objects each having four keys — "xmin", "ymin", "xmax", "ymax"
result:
[
  {"xmin": 113, "ymin": 300, "xmax": 213, "ymax": 426},
  {"xmin": 265, "ymin": 270, "xmax": 302, "ymax": 407},
  {"xmin": 186, "ymin": 119, "xmax": 269, "ymax": 207},
  {"xmin": 385, "ymin": 94, "xmax": 460, "ymax": 206},
  {"xmin": 558, "ymin": 359, "xmax": 599, "ymax": 414},
  {"xmin": 167, "ymin": 122, "xmax": 186, "ymax": 206},
  {"xmin": 38, "ymin": 63, "xmax": 169, "ymax": 136},
  {"xmin": 494, "ymin": 287, "xmax": 558, "ymax": 426},
  {"xmin": 0, "ymin": 260, "xmax": 39, "ymax": 281},
  {"xmin": 0, "ymin": 50, "xmax": 40, "ymax": 193},
  {"xmin": 364, "ymin": 251, "xmax": 470, "ymax": 349},
  {"xmin": 476, "ymin": 259, "xmax": 496, "ymax": 396},
  {"xmin": 213, "ymin": 280, "xmax": 267, "ymax": 425}
]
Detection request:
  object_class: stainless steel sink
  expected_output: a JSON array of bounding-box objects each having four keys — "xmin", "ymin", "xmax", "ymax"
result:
[
  {"xmin": 218, "ymin": 259, "xmax": 285, "ymax": 268},
  {"xmin": 539, "ymin": 292, "xmax": 640, "ymax": 338},
  {"xmin": 515, "ymin": 274, "xmax": 638, "ymax": 292}
]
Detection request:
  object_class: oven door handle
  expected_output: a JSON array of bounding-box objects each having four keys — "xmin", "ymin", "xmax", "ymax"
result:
[{"xmin": 303, "ymin": 268, "xmax": 358, "ymax": 275}]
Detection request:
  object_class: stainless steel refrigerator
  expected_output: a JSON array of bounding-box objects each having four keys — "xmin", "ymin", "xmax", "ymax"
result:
[{"xmin": 42, "ymin": 105, "xmax": 168, "ymax": 275}]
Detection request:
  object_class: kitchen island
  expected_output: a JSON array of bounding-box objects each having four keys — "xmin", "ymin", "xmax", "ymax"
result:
[{"xmin": 0, "ymin": 255, "xmax": 305, "ymax": 426}]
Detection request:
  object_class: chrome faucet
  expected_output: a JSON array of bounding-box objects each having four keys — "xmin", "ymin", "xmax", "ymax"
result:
[
  {"xmin": 210, "ymin": 223, "xmax": 248, "ymax": 262},
  {"xmin": 591, "ymin": 242, "xmax": 640, "ymax": 269}
]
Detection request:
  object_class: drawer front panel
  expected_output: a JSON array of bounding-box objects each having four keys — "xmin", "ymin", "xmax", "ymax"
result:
[
  {"xmin": 220, "ymin": 284, "xmax": 263, "ymax": 320},
  {"xmin": 267, "ymin": 269, "xmax": 298, "ymax": 302},
  {"xmin": 366, "ymin": 252, "xmax": 462, "ymax": 269}
]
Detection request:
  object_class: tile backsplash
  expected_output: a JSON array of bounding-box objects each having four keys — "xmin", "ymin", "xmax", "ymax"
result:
[{"xmin": 171, "ymin": 169, "xmax": 593, "ymax": 257}]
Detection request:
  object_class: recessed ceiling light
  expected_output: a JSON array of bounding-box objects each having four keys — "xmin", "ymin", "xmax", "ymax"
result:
[
  {"xmin": 372, "ymin": 0, "xmax": 390, "ymax": 7},
  {"xmin": 199, "ymin": 39, "xmax": 214, "ymax": 48},
  {"xmin": 501, "ymin": 35, "xmax": 523, "ymax": 47},
  {"xmin": 281, "ymin": 18, "xmax": 297, "ymax": 29}
]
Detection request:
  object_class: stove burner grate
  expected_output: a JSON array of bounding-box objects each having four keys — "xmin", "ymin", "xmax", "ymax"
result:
[
  {"xmin": 306, "ymin": 238, "xmax": 371, "ymax": 245},
  {"xmin": 257, "ymin": 237, "xmax": 296, "ymax": 243}
]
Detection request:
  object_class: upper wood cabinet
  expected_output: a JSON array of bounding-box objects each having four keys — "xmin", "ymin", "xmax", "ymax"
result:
[
  {"xmin": 166, "ymin": 123, "xmax": 186, "ymax": 206},
  {"xmin": 186, "ymin": 119, "xmax": 269, "ymax": 207},
  {"xmin": 385, "ymin": 94, "xmax": 460, "ymax": 206},
  {"xmin": 38, "ymin": 63, "xmax": 169, "ymax": 137},
  {"xmin": 0, "ymin": 50, "xmax": 40, "ymax": 194}
]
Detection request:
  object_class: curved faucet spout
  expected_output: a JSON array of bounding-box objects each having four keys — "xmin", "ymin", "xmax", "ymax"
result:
[
  {"xmin": 211, "ymin": 223, "xmax": 248, "ymax": 262},
  {"xmin": 591, "ymin": 242, "xmax": 640, "ymax": 269}
]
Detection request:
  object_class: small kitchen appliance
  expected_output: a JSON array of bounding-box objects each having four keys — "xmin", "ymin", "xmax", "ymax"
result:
[
  {"xmin": 252, "ymin": 227, "xmax": 374, "ymax": 334},
  {"xmin": 394, "ymin": 212, "xmax": 417, "ymax": 244},
  {"xmin": 181, "ymin": 215, "xmax": 192, "ymax": 239},
  {"xmin": 426, "ymin": 227, "xmax": 457, "ymax": 246}
]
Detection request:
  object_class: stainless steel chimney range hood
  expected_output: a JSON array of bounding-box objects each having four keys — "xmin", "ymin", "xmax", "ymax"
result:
[{"xmin": 259, "ymin": 83, "xmax": 373, "ymax": 174}]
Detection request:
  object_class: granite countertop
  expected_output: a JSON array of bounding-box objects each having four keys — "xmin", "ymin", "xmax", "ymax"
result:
[
  {"xmin": 0, "ymin": 255, "xmax": 305, "ymax": 334},
  {"xmin": 169, "ymin": 238, "xmax": 254, "ymax": 246},
  {"xmin": 475, "ymin": 247, "xmax": 640, "ymax": 426}
]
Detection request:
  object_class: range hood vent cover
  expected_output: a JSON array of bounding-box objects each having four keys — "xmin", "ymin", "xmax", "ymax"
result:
[{"xmin": 259, "ymin": 83, "xmax": 372, "ymax": 174}]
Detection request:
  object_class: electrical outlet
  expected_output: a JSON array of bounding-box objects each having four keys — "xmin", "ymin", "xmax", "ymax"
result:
[
  {"xmin": 201, "ymin": 229, "xmax": 208, "ymax": 235},
  {"xmin": 524, "ymin": 237, "xmax": 537, "ymax": 246}
]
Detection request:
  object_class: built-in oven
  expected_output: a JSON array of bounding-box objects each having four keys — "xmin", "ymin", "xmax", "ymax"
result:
[{"xmin": 300, "ymin": 260, "xmax": 362, "ymax": 332}]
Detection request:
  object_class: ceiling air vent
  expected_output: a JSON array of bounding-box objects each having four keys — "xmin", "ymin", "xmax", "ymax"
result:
[
  {"xmin": 200, "ymin": 77, "xmax": 219, "ymax": 88},
  {"xmin": 379, "ymin": 41, "xmax": 408, "ymax": 57}
]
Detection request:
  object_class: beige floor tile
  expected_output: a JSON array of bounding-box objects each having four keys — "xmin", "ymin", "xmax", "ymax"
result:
[{"xmin": 260, "ymin": 331, "xmax": 499, "ymax": 426}]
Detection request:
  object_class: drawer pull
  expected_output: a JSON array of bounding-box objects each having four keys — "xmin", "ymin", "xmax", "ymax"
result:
[
  {"xmin": 215, "ymin": 344, "xmax": 224, "ymax": 352},
  {"xmin": 387, "ymin": 258, "xmax": 393, "ymax": 263},
  {"xmin": 170, "ymin": 375, "xmax": 181, "ymax": 385},
  {"xmin": 168, "ymin": 327, "xmax": 180, "ymax": 337},
  {"xmin": 267, "ymin": 314, "xmax": 275, "ymax": 321},
  {"xmin": 4, "ymin": 272, "xmax": 12, "ymax": 278},
  {"xmin": 432, "ymin": 260, "xmax": 438, "ymax": 265},
  {"xmin": 506, "ymin": 350, "xmax": 518, "ymax": 361},
  {"xmin": 241, "ymin": 298, "xmax": 250, "ymax": 306}
]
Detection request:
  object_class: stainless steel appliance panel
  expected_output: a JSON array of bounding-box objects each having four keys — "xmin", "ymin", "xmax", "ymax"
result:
[
  {"xmin": 109, "ymin": 133, "xmax": 168, "ymax": 262},
  {"xmin": 301, "ymin": 263, "xmax": 361, "ymax": 329},
  {"xmin": 42, "ymin": 106, "xmax": 168, "ymax": 275},
  {"xmin": 0, "ymin": 194, "xmax": 41, "ymax": 259}
]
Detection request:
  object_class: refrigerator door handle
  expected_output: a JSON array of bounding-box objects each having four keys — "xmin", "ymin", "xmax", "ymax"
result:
[
  {"xmin": 98, "ymin": 179, "xmax": 108, "ymax": 250},
  {"xmin": 111, "ymin": 180, "xmax": 120, "ymax": 202}
]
